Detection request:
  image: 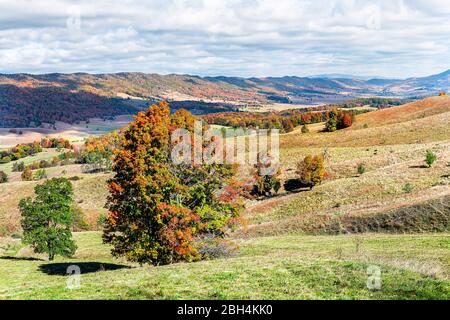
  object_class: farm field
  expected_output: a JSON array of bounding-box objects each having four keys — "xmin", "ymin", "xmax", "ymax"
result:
[
  {"xmin": 0, "ymin": 96, "xmax": 449, "ymax": 299},
  {"xmin": 0, "ymin": 115, "xmax": 133, "ymax": 149}
]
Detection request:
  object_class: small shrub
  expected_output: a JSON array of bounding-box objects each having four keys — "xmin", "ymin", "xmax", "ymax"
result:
[
  {"xmin": 0, "ymin": 226, "xmax": 8, "ymax": 237},
  {"xmin": 357, "ymin": 163, "xmax": 366, "ymax": 175},
  {"xmin": 12, "ymin": 161, "xmax": 25, "ymax": 172},
  {"xmin": 301, "ymin": 124, "xmax": 309, "ymax": 133},
  {"xmin": 39, "ymin": 160, "xmax": 50, "ymax": 168},
  {"xmin": 194, "ymin": 234, "xmax": 239, "ymax": 260},
  {"xmin": 0, "ymin": 156, "xmax": 11, "ymax": 164},
  {"xmin": 34, "ymin": 169, "xmax": 48, "ymax": 181},
  {"xmin": 0, "ymin": 171, "xmax": 8, "ymax": 183},
  {"xmin": 96, "ymin": 214, "xmax": 108, "ymax": 228},
  {"xmin": 11, "ymin": 233, "xmax": 22, "ymax": 239},
  {"xmin": 21, "ymin": 167, "xmax": 33, "ymax": 181},
  {"xmin": 363, "ymin": 123, "xmax": 369, "ymax": 129},
  {"xmin": 402, "ymin": 183, "xmax": 415, "ymax": 193},
  {"xmin": 72, "ymin": 206, "xmax": 90, "ymax": 231},
  {"xmin": 425, "ymin": 150, "xmax": 437, "ymax": 168}
]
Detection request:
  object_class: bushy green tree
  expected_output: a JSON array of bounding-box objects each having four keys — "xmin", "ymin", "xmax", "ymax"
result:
[{"xmin": 19, "ymin": 178, "xmax": 77, "ymax": 260}]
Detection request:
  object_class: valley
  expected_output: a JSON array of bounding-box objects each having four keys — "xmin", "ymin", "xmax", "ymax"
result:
[
  {"xmin": 0, "ymin": 94, "xmax": 449, "ymax": 299},
  {"xmin": 1, "ymin": 70, "xmax": 449, "ymax": 128}
]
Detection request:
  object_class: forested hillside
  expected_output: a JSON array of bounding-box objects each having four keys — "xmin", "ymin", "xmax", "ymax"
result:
[{"xmin": 0, "ymin": 70, "xmax": 449, "ymax": 127}]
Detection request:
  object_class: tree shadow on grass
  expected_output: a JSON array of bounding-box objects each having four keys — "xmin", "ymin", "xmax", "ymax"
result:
[
  {"xmin": 0, "ymin": 256, "xmax": 44, "ymax": 261},
  {"xmin": 284, "ymin": 179, "xmax": 313, "ymax": 193},
  {"xmin": 39, "ymin": 262, "xmax": 132, "ymax": 276}
]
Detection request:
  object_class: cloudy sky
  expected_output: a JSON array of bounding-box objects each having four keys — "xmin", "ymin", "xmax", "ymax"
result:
[{"xmin": 0, "ymin": 0, "xmax": 449, "ymax": 78}]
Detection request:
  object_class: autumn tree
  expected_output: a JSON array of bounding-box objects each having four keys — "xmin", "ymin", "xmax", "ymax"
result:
[
  {"xmin": 252, "ymin": 154, "xmax": 281, "ymax": 197},
  {"xmin": 325, "ymin": 110, "xmax": 353, "ymax": 132},
  {"xmin": 325, "ymin": 109, "xmax": 339, "ymax": 132},
  {"xmin": 104, "ymin": 102, "xmax": 243, "ymax": 265},
  {"xmin": 281, "ymin": 118, "xmax": 294, "ymax": 133},
  {"xmin": 340, "ymin": 112, "xmax": 353, "ymax": 128},
  {"xmin": 170, "ymin": 108, "xmax": 196, "ymax": 132},
  {"xmin": 19, "ymin": 178, "xmax": 77, "ymax": 260},
  {"xmin": 296, "ymin": 154, "xmax": 325, "ymax": 189}
]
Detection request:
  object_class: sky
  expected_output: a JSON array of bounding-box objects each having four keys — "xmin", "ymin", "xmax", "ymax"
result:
[{"xmin": 0, "ymin": 0, "xmax": 449, "ymax": 78}]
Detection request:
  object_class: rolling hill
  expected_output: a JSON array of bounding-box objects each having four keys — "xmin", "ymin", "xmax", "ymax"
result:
[
  {"xmin": 0, "ymin": 70, "xmax": 449, "ymax": 127},
  {"xmin": 0, "ymin": 95, "xmax": 449, "ymax": 299},
  {"xmin": 245, "ymin": 95, "xmax": 450, "ymax": 237}
]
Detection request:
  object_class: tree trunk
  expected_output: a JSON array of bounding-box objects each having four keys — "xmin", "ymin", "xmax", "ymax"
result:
[{"xmin": 48, "ymin": 239, "xmax": 53, "ymax": 261}]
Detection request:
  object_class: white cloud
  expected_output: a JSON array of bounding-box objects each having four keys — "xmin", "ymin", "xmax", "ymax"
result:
[{"xmin": 0, "ymin": 0, "xmax": 449, "ymax": 77}]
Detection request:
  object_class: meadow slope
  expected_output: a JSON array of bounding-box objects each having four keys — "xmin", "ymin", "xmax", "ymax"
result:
[
  {"xmin": 0, "ymin": 232, "xmax": 448, "ymax": 299},
  {"xmin": 243, "ymin": 96, "xmax": 450, "ymax": 237}
]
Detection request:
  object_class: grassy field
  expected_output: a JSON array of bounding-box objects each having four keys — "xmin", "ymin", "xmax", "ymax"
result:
[
  {"xmin": 0, "ymin": 149, "xmax": 62, "ymax": 176},
  {"xmin": 0, "ymin": 96, "xmax": 448, "ymax": 299},
  {"xmin": 0, "ymin": 232, "xmax": 448, "ymax": 299}
]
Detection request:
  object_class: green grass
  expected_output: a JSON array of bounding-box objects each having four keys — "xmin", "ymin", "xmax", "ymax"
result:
[{"xmin": 0, "ymin": 232, "xmax": 448, "ymax": 299}]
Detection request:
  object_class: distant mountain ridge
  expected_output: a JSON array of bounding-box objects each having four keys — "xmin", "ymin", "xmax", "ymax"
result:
[
  {"xmin": 0, "ymin": 69, "xmax": 449, "ymax": 127},
  {"xmin": 306, "ymin": 73, "xmax": 398, "ymax": 81}
]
